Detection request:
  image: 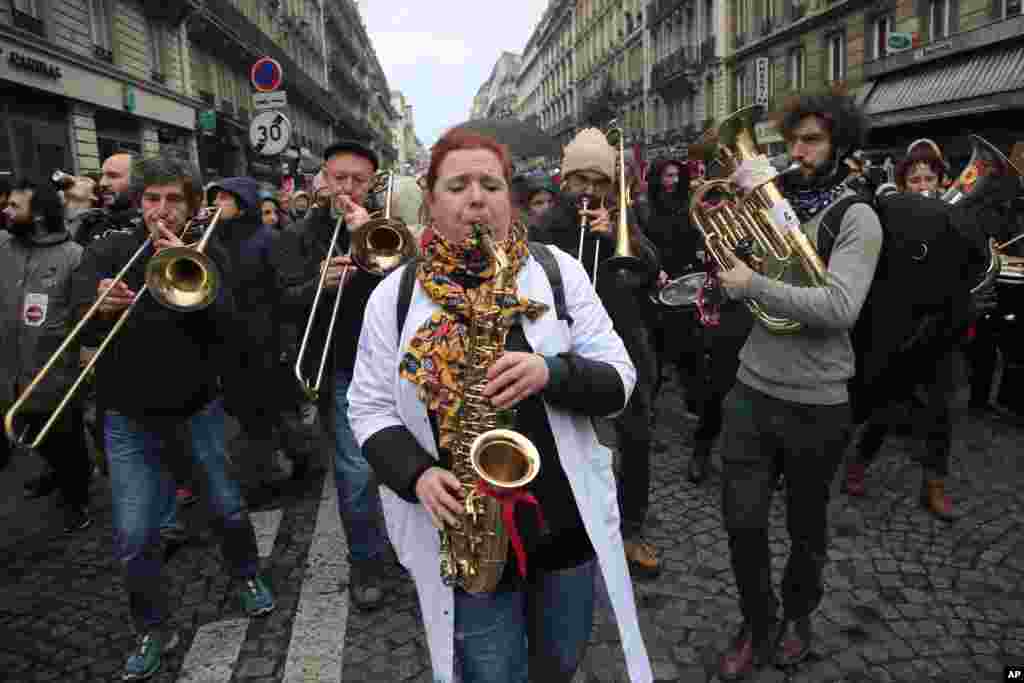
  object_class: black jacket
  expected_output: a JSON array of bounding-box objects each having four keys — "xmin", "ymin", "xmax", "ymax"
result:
[
  {"xmin": 531, "ymin": 196, "xmax": 660, "ymax": 360},
  {"xmin": 73, "ymin": 195, "xmax": 141, "ymax": 247},
  {"xmin": 272, "ymin": 206, "xmax": 381, "ymax": 386},
  {"xmin": 636, "ymin": 158, "xmax": 699, "ymax": 278},
  {"xmin": 70, "ymin": 222, "xmax": 235, "ymax": 424}
]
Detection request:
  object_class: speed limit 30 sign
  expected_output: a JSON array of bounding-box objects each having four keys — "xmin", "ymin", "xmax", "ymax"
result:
[{"xmin": 249, "ymin": 111, "xmax": 292, "ymax": 157}]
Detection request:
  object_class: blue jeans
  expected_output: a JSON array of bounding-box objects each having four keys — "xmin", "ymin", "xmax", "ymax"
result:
[
  {"xmin": 454, "ymin": 559, "xmax": 597, "ymax": 683},
  {"xmin": 106, "ymin": 399, "xmax": 259, "ymax": 631},
  {"xmin": 332, "ymin": 369, "xmax": 388, "ymax": 563}
]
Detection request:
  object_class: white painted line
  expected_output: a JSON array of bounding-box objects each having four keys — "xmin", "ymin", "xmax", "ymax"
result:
[
  {"xmin": 281, "ymin": 474, "xmax": 349, "ymax": 683},
  {"xmin": 176, "ymin": 619, "xmax": 249, "ymax": 683},
  {"xmin": 251, "ymin": 508, "xmax": 284, "ymax": 558},
  {"xmin": 175, "ymin": 509, "xmax": 283, "ymax": 682}
]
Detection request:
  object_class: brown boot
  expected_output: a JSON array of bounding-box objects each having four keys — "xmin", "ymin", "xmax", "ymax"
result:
[
  {"xmin": 623, "ymin": 538, "xmax": 661, "ymax": 580},
  {"xmin": 920, "ymin": 478, "xmax": 955, "ymax": 522}
]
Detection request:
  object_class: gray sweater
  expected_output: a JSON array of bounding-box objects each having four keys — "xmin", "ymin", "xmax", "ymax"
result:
[{"xmin": 733, "ymin": 189, "xmax": 883, "ymax": 405}]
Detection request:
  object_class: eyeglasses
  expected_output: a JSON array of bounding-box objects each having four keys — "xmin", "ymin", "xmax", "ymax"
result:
[{"xmin": 564, "ymin": 174, "xmax": 612, "ymax": 195}]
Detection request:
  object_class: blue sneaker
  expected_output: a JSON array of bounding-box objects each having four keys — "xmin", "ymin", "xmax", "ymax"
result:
[
  {"xmin": 240, "ymin": 575, "xmax": 275, "ymax": 616},
  {"xmin": 122, "ymin": 630, "xmax": 179, "ymax": 681}
]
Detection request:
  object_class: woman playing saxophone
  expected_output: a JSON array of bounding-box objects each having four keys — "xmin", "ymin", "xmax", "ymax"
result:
[{"xmin": 347, "ymin": 127, "xmax": 653, "ymax": 683}]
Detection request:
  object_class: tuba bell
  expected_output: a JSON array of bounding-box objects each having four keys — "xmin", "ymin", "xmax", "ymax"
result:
[
  {"xmin": 942, "ymin": 135, "xmax": 1022, "ymax": 293},
  {"xmin": 689, "ymin": 105, "xmax": 829, "ymax": 334}
]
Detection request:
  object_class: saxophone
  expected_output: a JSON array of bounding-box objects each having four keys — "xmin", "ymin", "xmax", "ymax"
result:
[{"xmin": 438, "ymin": 222, "xmax": 542, "ymax": 594}]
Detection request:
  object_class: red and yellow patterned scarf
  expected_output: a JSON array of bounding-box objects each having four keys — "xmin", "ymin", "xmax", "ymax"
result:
[{"xmin": 399, "ymin": 222, "xmax": 548, "ymax": 449}]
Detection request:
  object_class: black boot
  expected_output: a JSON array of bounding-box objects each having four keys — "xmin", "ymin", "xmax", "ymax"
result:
[{"xmin": 688, "ymin": 441, "xmax": 711, "ymax": 484}]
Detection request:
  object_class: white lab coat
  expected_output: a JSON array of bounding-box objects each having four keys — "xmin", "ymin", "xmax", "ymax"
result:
[{"xmin": 348, "ymin": 244, "xmax": 653, "ymax": 683}]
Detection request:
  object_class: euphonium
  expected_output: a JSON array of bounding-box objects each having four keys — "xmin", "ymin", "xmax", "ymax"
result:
[
  {"xmin": 689, "ymin": 105, "xmax": 829, "ymax": 334},
  {"xmin": 438, "ymin": 222, "xmax": 542, "ymax": 594}
]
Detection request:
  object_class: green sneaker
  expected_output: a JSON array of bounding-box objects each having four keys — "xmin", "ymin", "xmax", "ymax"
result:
[
  {"xmin": 240, "ymin": 575, "xmax": 275, "ymax": 616},
  {"xmin": 122, "ymin": 630, "xmax": 179, "ymax": 681}
]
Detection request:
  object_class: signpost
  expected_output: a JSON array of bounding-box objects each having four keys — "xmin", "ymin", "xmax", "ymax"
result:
[
  {"xmin": 253, "ymin": 91, "xmax": 288, "ymax": 110},
  {"xmin": 249, "ymin": 111, "xmax": 292, "ymax": 157}
]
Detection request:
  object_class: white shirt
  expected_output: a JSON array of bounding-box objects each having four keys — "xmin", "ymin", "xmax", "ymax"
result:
[{"xmin": 348, "ymin": 244, "xmax": 653, "ymax": 683}]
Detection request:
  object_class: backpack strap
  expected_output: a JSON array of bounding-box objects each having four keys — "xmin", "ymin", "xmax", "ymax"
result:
[
  {"xmin": 527, "ymin": 241, "xmax": 572, "ymax": 326},
  {"xmin": 817, "ymin": 195, "xmax": 871, "ymax": 266},
  {"xmin": 396, "ymin": 260, "xmax": 420, "ymax": 338},
  {"xmin": 395, "ymin": 243, "xmax": 573, "ymax": 339}
]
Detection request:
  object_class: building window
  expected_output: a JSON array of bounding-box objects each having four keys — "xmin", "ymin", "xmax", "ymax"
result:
[
  {"xmin": 873, "ymin": 15, "xmax": 892, "ymax": 59},
  {"xmin": 149, "ymin": 20, "xmax": 165, "ymax": 80},
  {"xmin": 1004, "ymin": 0, "xmax": 1023, "ymax": 17},
  {"xmin": 788, "ymin": 46, "xmax": 805, "ymax": 89},
  {"xmin": 929, "ymin": 0, "xmax": 949, "ymax": 40},
  {"xmin": 735, "ymin": 66, "xmax": 746, "ymax": 108},
  {"xmin": 89, "ymin": 0, "xmax": 113, "ymax": 49},
  {"xmin": 13, "ymin": 0, "xmax": 40, "ymax": 17},
  {"xmin": 828, "ymin": 33, "xmax": 846, "ymax": 83}
]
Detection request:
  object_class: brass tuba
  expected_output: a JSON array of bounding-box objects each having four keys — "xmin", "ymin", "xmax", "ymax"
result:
[
  {"xmin": 689, "ymin": 105, "xmax": 829, "ymax": 334},
  {"xmin": 942, "ymin": 134, "xmax": 1022, "ymax": 293}
]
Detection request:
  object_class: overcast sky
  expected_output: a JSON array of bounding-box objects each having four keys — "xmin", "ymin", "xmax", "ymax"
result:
[{"xmin": 365, "ymin": 1, "xmax": 549, "ymax": 149}]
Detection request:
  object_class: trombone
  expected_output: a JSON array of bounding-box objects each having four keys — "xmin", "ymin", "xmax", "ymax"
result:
[
  {"xmin": 4, "ymin": 208, "xmax": 224, "ymax": 448},
  {"xmin": 294, "ymin": 171, "xmax": 416, "ymax": 402},
  {"xmin": 599, "ymin": 121, "xmax": 650, "ymax": 289}
]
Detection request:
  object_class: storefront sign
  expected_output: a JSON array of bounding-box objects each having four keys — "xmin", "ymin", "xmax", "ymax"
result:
[{"xmin": 7, "ymin": 50, "xmax": 61, "ymax": 79}]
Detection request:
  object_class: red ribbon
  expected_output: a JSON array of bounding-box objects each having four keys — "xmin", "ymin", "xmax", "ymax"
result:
[{"xmin": 475, "ymin": 480, "xmax": 545, "ymax": 579}]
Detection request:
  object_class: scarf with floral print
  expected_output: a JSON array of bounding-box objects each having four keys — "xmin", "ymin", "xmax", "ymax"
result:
[{"xmin": 399, "ymin": 222, "xmax": 548, "ymax": 449}]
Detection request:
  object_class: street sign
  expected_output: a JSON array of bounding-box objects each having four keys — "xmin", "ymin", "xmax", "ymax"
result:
[
  {"xmin": 249, "ymin": 111, "xmax": 292, "ymax": 156},
  {"xmin": 755, "ymin": 58, "xmax": 770, "ymax": 106},
  {"xmin": 250, "ymin": 57, "xmax": 283, "ymax": 92},
  {"xmin": 887, "ymin": 32, "xmax": 913, "ymax": 53},
  {"xmin": 253, "ymin": 90, "xmax": 288, "ymax": 110}
]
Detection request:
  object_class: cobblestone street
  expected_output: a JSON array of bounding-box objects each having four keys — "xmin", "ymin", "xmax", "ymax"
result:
[{"xmin": 0, "ymin": 372, "xmax": 1021, "ymax": 682}]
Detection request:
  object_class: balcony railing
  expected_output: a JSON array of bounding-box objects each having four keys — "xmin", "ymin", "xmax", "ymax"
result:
[
  {"xmin": 651, "ymin": 45, "xmax": 698, "ymax": 91},
  {"xmin": 12, "ymin": 8, "xmax": 45, "ymax": 36}
]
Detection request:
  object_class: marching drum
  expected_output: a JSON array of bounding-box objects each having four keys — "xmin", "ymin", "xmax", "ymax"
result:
[{"xmin": 649, "ymin": 272, "xmax": 707, "ymax": 314}]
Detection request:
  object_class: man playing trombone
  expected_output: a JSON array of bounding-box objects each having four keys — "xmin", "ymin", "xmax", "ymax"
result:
[
  {"xmin": 531, "ymin": 128, "xmax": 662, "ymax": 579},
  {"xmin": 69, "ymin": 157, "xmax": 274, "ymax": 682},
  {"xmin": 272, "ymin": 140, "xmax": 395, "ymax": 611}
]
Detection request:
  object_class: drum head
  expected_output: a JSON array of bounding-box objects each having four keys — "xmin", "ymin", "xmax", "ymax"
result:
[{"xmin": 659, "ymin": 273, "xmax": 706, "ymax": 308}]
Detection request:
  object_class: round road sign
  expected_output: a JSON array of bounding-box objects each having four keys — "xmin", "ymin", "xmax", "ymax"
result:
[
  {"xmin": 249, "ymin": 111, "xmax": 292, "ymax": 157},
  {"xmin": 251, "ymin": 57, "xmax": 283, "ymax": 92}
]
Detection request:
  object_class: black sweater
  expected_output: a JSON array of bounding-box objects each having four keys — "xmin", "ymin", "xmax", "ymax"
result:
[
  {"xmin": 70, "ymin": 224, "xmax": 235, "ymax": 424},
  {"xmin": 273, "ymin": 207, "xmax": 379, "ymax": 376}
]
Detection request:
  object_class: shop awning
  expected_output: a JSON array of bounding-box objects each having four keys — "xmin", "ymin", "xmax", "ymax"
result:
[{"xmin": 864, "ymin": 44, "xmax": 1024, "ymax": 128}]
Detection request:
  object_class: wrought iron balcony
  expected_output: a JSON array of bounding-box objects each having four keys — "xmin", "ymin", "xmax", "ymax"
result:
[
  {"xmin": 647, "ymin": 0, "xmax": 687, "ymax": 26},
  {"xmin": 12, "ymin": 8, "xmax": 45, "ymax": 37},
  {"xmin": 651, "ymin": 46, "xmax": 698, "ymax": 93}
]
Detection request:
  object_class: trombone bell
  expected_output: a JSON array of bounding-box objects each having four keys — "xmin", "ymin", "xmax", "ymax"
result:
[{"xmin": 145, "ymin": 247, "xmax": 221, "ymax": 312}]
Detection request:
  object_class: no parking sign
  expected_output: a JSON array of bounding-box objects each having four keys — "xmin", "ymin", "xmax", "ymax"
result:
[{"xmin": 251, "ymin": 57, "xmax": 283, "ymax": 93}]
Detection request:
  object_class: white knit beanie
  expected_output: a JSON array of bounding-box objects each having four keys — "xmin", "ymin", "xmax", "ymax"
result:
[{"xmin": 561, "ymin": 128, "xmax": 616, "ymax": 181}]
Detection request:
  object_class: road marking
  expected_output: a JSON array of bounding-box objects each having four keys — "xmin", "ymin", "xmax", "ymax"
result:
[
  {"xmin": 281, "ymin": 474, "xmax": 349, "ymax": 683},
  {"xmin": 252, "ymin": 508, "xmax": 284, "ymax": 558},
  {"xmin": 176, "ymin": 508, "xmax": 283, "ymax": 682},
  {"xmin": 176, "ymin": 619, "xmax": 249, "ymax": 682}
]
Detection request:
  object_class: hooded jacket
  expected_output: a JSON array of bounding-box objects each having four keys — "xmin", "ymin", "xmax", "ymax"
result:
[
  {"xmin": 213, "ymin": 177, "xmax": 286, "ymax": 414},
  {"xmin": 0, "ymin": 225, "xmax": 83, "ymax": 414},
  {"xmin": 636, "ymin": 158, "xmax": 699, "ymax": 278}
]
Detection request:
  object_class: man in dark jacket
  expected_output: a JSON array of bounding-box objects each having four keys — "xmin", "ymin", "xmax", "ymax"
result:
[
  {"xmin": 531, "ymin": 127, "xmax": 663, "ymax": 579},
  {"xmin": 1, "ymin": 179, "xmax": 93, "ymax": 529},
  {"xmin": 272, "ymin": 140, "xmax": 393, "ymax": 611},
  {"xmin": 71, "ymin": 157, "xmax": 275, "ymax": 681},
  {"xmin": 210, "ymin": 177, "xmax": 296, "ymax": 490}
]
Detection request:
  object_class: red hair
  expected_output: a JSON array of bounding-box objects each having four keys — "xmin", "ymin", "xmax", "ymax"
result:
[
  {"xmin": 895, "ymin": 148, "xmax": 946, "ymax": 190},
  {"xmin": 426, "ymin": 128, "xmax": 513, "ymax": 194}
]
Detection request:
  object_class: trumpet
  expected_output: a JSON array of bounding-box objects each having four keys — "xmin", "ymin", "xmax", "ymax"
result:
[
  {"xmin": 4, "ymin": 208, "xmax": 224, "ymax": 448},
  {"xmin": 294, "ymin": 171, "xmax": 417, "ymax": 401}
]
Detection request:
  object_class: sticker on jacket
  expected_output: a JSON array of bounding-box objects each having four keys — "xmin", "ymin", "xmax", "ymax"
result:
[{"xmin": 23, "ymin": 293, "xmax": 48, "ymax": 327}]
